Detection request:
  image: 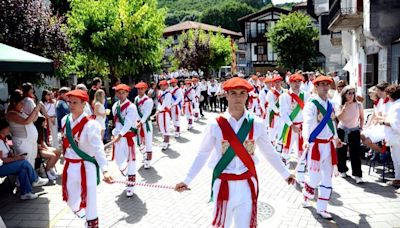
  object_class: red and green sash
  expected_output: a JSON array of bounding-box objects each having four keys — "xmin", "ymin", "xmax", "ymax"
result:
[
  {"xmin": 280, "ymin": 92, "xmax": 304, "ymax": 145},
  {"xmin": 116, "ymin": 101, "xmax": 138, "ymax": 135},
  {"xmin": 269, "ymin": 90, "xmax": 280, "ymax": 127},
  {"xmin": 212, "ymin": 115, "xmax": 258, "ymax": 227}
]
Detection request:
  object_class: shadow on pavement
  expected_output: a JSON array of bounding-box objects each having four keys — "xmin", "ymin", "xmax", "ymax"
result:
[
  {"xmin": 137, "ymin": 166, "xmax": 162, "ymax": 184},
  {"xmin": 113, "ymin": 192, "xmax": 147, "ymax": 225},
  {"xmin": 307, "ymin": 207, "xmax": 369, "ymax": 227},
  {"xmin": 175, "ymin": 136, "xmax": 189, "ymax": 143},
  {"xmin": 345, "ymin": 177, "xmax": 398, "ymax": 199},
  {"xmin": 188, "ymin": 129, "xmax": 202, "ymax": 134},
  {"xmin": 161, "ymin": 148, "xmax": 180, "ymax": 159}
]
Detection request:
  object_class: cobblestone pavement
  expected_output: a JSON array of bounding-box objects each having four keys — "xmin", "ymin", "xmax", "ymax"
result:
[{"xmin": 1, "ymin": 111, "xmax": 400, "ymax": 228}]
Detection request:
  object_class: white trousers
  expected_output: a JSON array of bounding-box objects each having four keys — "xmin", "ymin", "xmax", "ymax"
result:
[
  {"xmin": 13, "ymin": 136, "xmax": 38, "ymax": 168},
  {"xmin": 113, "ymin": 137, "xmax": 136, "ymax": 176},
  {"xmin": 193, "ymin": 99, "xmax": 200, "ymax": 117},
  {"xmin": 139, "ymin": 123, "xmax": 153, "ymax": 152},
  {"xmin": 171, "ymin": 105, "xmax": 181, "ymax": 128},
  {"xmin": 268, "ymin": 117, "xmax": 283, "ymax": 143},
  {"xmin": 211, "ymin": 178, "xmax": 257, "ymax": 228},
  {"xmin": 66, "ymin": 161, "xmax": 98, "ymax": 220},
  {"xmin": 305, "ymin": 143, "xmax": 333, "ymax": 212},
  {"xmin": 390, "ymin": 145, "xmax": 400, "ymax": 179},
  {"xmin": 49, "ymin": 119, "xmax": 60, "ymax": 148},
  {"xmin": 157, "ymin": 111, "xmax": 171, "ymax": 136},
  {"xmin": 282, "ymin": 130, "xmax": 305, "ymax": 182}
]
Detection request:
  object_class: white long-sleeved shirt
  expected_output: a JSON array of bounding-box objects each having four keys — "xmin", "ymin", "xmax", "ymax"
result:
[
  {"xmin": 301, "ymin": 81, "xmax": 314, "ymax": 95},
  {"xmin": 170, "ymin": 87, "xmax": 184, "ymax": 106},
  {"xmin": 207, "ymin": 83, "xmax": 219, "ymax": 95},
  {"xmin": 279, "ymin": 89, "xmax": 310, "ymax": 126},
  {"xmin": 183, "ymin": 87, "xmax": 196, "ymax": 102},
  {"xmin": 183, "ymin": 111, "xmax": 290, "ymax": 185},
  {"xmin": 134, "ymin": 95, "xmax": 154, "ymax": 124},
  {"xmin": 259, "ymin": 87, "xmax": 270, "ymax": 113},
  {"xmin": 193, "ymin": 84, "xmax": 201, "ymax": 98},
  {"xmin": 302, "ymin": 95, "xmax": 338, "ymax": 142},
  {"xmin": 112, "ymin": 99, "xmax": 139, "ymax": 136},
  {"xmin": 61, "ymin": 113, "xmax": 108, "ymax": 172},
  {"xmin": 266, "ymin": 89, "xmax": 283, "ymax": 115},
  {"xmin": 157, "ymin": 90, "xmax": 172, "ymax": 111}
]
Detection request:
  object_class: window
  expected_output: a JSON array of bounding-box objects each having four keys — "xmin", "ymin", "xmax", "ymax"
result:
[
  {"xmin": 257, "ymin": 23, "xmax": 265, "ymax": 35},
  {"xmin": 267, "ymin": 21, "xmax": 275, "ymax": 32},
  {"xmin": 250, "ymin": 22, "xmax": 257, "ymax": 38},
  {"xmin": 255, "ymin": 43, "xmax": 267, "ymax": 61},
  {"xmin": 267, "ymin": 42, "xmax": 277, "ymax": 61}
]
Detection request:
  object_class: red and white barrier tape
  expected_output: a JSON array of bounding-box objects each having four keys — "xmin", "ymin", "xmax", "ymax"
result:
[{"xmin": 111, "ymin": 180, "xmax": 177, "ymax": 190}]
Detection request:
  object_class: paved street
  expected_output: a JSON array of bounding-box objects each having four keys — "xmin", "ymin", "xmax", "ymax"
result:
[{"xmin": 1, "ymin": 111, "xmax": 400, "ymax": 228}]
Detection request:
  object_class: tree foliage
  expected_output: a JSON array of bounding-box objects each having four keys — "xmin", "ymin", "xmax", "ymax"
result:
[
  {"xmin": 200, "ymin": 1, "xmax": 255, "ymax": 32},
  {"xmin": 171, "ymin": 29, "xmax": 233, "ymax": 76},
  {"xmin": 267, "ymin": 12, "xmax": 319, "ymax": 71},
  {"xmin": 67, "ymin": 0, "xmax": 166, "ymax": 81},
  {"xmin": 0, "ymin": 0, "xmax": 68, "ymax": 60}
]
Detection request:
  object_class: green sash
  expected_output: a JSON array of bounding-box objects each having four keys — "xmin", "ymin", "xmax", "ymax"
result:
[
  {"xmin": 311, "ymin": 99, "xmax": 335, "ymax": 135},
  {"xmin": 269, "ymin": 102, "xmax": 279, "ymax": 127},
  {"xmin": 65, "ymin": 115, "xmax": 100, "ymax": 185},
  {"xmin": 116, "ymin": 102, "xmax": 138, "ymax": 135},
  {"xmin": 280, "ymin": 92, "xmax": 304, "ymax": 144},
  {"xmin": 211, "ymin": 115, "xmax": 254, "ymax": 199},
  {"xmin": 134, "ymin": 97, "xmax": 151, "ymax": 132}
]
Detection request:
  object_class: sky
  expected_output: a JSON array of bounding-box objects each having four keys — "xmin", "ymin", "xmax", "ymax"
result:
[{"xmin": 271, "ymin": 0, "xmax": 306, "ymax": 4}]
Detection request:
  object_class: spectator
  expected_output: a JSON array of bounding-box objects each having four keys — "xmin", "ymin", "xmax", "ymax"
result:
[
  {"xmin": 332, "ymin": 80, "xmax": 347, "ymax": 108},
  {"xmin": 128, "ymin": 81, "xmax": 138, "ymax": 102},
  {"xmin": 22, "ymin": 82, "xmax": 36, "ymax": 116},
  {"xmin": 76, "ymin": 84, "xmax": 93, "ymax": 115},
  {"xmin": 148, "ymin": 82, "xmax": 158, "ymax": 117},
  {"xmin": 364, "ymin": 86, "xmax": 379, "ymax": 129},
  {"xmin": 6, "ymin": 90, "xmax": 40, "ymax": 167},
  {"xmin": 89, "ymin": 77, "xmax": 102, "ymax": 103},
  {"xmin": 41, "ymin": 90, "xmax": 59, "ymax": 148},
  {"xmin": 110, "ymin": 78, "xmax": 121, "ymax": 103},
  {"xmin": 0, "ymin": 119, "xmax": 48, "ymax": 200},
  {"xmin": 56, "ymin": 87, "xmax": 70, "ymax": 130},
  {"xmin": 336, "ymin": 85, "xmax": 364, "ymax": 184},
  {"xmin": 93, "ymin": 89, "xmax": 107, "ymax": 139}
]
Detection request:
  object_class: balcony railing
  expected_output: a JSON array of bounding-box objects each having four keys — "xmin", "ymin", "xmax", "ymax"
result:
[{"xmin": 328, "ymin": 0, "xmax": 363, "ymax": 31}]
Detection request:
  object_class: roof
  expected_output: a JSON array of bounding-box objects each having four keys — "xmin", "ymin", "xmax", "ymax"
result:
[
  {"xmin": 163, "ymin": 21, "xmax": 242, "ymax": 38},
  {"xmin": 293, "ymin": 1, "xmax": 307, "ymax": 8},
  {"xmin": 237, "ymin": 6, "xmax": 290, "ymax": 22},
  {"xmin": 0, "ymin": 43, "xmax": 53, "ymax": 73}
]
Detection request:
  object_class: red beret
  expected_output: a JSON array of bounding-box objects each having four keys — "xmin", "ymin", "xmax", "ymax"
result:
[
  {"xmin": 264, "ymin": 77, "xmax": 274, "ymax": 83},
  {"xmin": 115, "ymin": 84, "xmax": 130, "ymax": 92},
  {"xmin": 135, "ymin": 82, "xmax": 148, "ymax": 90},
  {"xmin": 223, "ymin": 77, "xmax": 253, "ymax": 92},
  {"xmin": 312, "ymin": 76, "xmax": 333, "ymax": 85},
  {"xmin": 273, "ymin": 75, "xmax": 283, "ymax": 82},
  {"xmin": 66, "ymin": 89, "xmax": 89, "ymax": 102},
  {"xmin": 159, "ymin": 80, "xmax": 168, "ymax": 86},
  {"xmin": 289, "ymin": 74, "xmax": 304, "ymax": 82},
  {"xmin": 185, "ymin": 80, "xmax": 192, "ymax": 84},
  {"xmin": 170, "ymin": 78, "xmax": 178, "ymax": 84}
]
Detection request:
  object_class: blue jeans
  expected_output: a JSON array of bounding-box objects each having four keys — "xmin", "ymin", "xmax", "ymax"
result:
[{"xmin": 0, "ymin": 160, "xmax": 38, "ymax": 194}]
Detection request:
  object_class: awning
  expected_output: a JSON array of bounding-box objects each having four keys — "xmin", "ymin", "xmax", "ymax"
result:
[{"xmin": 0, "ymin": 43, "xmax": 53, "ymax": 73}]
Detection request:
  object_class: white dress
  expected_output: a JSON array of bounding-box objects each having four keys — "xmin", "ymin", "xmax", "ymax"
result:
[{"xmin": 95, "ymin": 103, "xmax": 106, "ymax": 130}]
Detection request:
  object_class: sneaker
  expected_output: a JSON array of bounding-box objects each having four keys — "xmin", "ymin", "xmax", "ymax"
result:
[
  {"xmin": 20, "ymin": 192, "xmax": 38, "ymax": 200},
  {"xmin": 187, "ymin": 125, "xmax": 193, "ymax": 130},
  {"xmin": 162, "ymin": 143, "xmax": 169, "ymax": 150},
  {"xmin": 126, "ymin": 187, "xmax": 134, "ymax": 197},
  {"xmin": 32, "ymin": 177, "xmax": 49, "ymax": 187},
  {"xmin": 46, "ymin": 171, "xmax": 57, "ymax": 181},
  {"xmin": 355, "ymin": 176, "xmax": 364, "ymax": 184},
  {"xmin": 74, "ymin": 209, "xmax": 86, "ymax": 219},
  {"xmin": 387, "ymin": 180, "xmax": 400, "ymax": 187},
  {"xmin": 317, "ymin": 210, "xmax": 333, "ymax": 220},
  {"xmin": 340, "ymin": 172, "xmax": 348, "ymax": 178},
  {"xmin": 144, "ymin": 160, "xmax": 151, "ymax": 169},
  {"xmin": 302, "ymin": 197, "xmax": 310, "ymax": 208},
  {"xmin": 174, "ymin": 132, "xmax": 180, "ymax": 138}
]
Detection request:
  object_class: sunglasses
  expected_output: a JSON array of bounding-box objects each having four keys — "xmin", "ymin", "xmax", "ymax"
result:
[{"xmin": 347, "ymin": 92, "xmax": 355, "ymax": 95}]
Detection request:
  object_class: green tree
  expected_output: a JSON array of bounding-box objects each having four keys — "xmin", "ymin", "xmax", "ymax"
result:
[
  {"xmin": 267, "ymin": 12, "xmax": 319, "ymax": 71},
  {"xmin": 200, "ymin": 1, "xmax": 255, "ymax": 32},
  {"xmin": 67, "ymin": 0, "xmax": 166, "ymax": 81},
  {"xmin": 171, "ymin": 29, "xmax": 233, "ymax": 76}
]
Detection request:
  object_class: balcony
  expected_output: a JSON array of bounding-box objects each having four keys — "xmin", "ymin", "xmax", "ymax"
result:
[
  {"xmin": 328, "ymin": 0, "xmax": 363, "ymax": 32},
  {"xmin": 330, "ymin": 31, "xmax": 342, "ymax": 46}
]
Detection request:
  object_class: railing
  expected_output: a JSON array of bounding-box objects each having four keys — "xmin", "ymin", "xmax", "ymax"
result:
[{"xmin": 329, "ymin": 0, "xmax": 363, "ymax": 25}]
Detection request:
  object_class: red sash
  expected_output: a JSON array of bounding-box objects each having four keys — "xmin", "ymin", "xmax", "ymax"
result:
[
  {"xmin": 113, "ymin": 101, "xmax": 130, "ymax": 123},
  {"xmin": 283, "ymin": 122, "xmax": 304, "ymax": 154},
  {"xmin": 62, "ymin": 116, "xmax": 91, "ymax": 153},
  {"xmin": 214, "ymin": 117, "xmax": 258, "ymax": 228},
  {"xmin": 310, "ymin": 137, "xmax": 337, "ymax": 172},
  {"xmin": 289, "ymin": 92, "xmax": 304, "ymax": 109},
  {"xmin": 273, "ymin": 89, "xmax": 280, "ymax": 98},
  {"xmin": 62, "ymin": 158, "xmax": 87, "ymax": 211}
]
